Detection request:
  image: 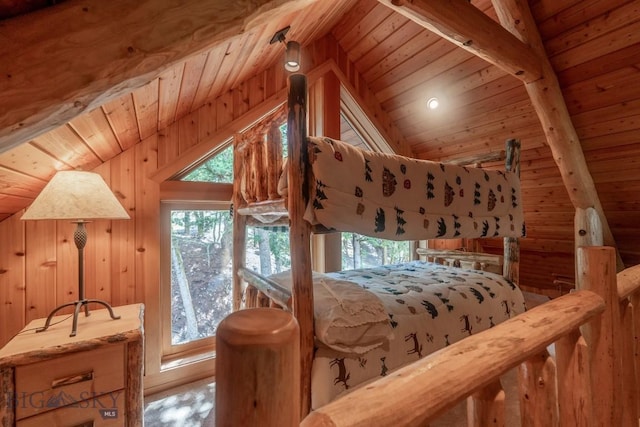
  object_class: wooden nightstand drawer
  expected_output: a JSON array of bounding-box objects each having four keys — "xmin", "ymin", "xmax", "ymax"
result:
[
  {"xmin": 15, "ymin": 344, "xmax": 125, "ymax": 420},
  {"xmin": 16, "ymin": 389, "xmax": 125, "ymax": 427}
]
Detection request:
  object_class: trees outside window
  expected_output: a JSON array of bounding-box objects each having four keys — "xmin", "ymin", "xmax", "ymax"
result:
[
  {"xmin": 341, "ymin": 233, "xmax": 410, "ymax": 270},
  {"xmin": 169, "ymin": 208, "xmax": 233, "ymax": 346}
]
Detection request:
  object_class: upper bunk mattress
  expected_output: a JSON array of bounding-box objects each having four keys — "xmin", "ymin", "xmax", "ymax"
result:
[
  {"xmin": 310, "ymin": 260, "xmax": 525, "ymax": 409},
  {"xmin": 304, "ymin": 136, "xmax": 525, "ymax": 241}
]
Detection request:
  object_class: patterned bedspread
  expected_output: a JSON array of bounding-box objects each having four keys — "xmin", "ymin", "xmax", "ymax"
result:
[
  {"xmin": 310, "ymin": 260, "xmax": 525, "ymax": 409},
  {"xmin": 305, "ymin": 136, "xmax": 525, "ymax": 241}
]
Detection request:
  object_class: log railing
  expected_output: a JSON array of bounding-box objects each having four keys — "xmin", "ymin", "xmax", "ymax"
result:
[{"xmin": 217, "ymin": 246, "xmax": 640, "ymax": 426}]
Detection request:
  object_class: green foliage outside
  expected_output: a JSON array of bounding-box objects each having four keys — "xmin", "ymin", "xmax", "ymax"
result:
[
  {"xmin": 182, "ymin": 144, "xmax": 234, "ymax": 183},
  {"xmin": 342, "ymin": 232, "xmax": 411, "ymax": 270}
]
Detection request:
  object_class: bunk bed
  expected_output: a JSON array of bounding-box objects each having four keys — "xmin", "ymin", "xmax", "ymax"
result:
[
  {"xmin": 219, "ymin": 74, "xmax": 640, "ymax": 427},
  {"xmin": 230, "ymin": 74, "xmax": 528, "ymax": 414}
]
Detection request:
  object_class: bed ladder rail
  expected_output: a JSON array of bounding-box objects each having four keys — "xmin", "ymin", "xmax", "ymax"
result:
[{"xmin": 237, "ymin": 267, "xmax": 292, "ymax": 310}]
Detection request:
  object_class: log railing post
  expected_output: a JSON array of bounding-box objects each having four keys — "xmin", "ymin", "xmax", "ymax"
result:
[
  {"xmin": 216, "ymin": 308, "xmax": 300, "ymax": 427},
  {"xmin": 467, "ymin": 379, "xmax": 505, "ymax": 427},
  {"xmin": 517, "ymin": 350, "xmax": 558, "ymax": 427},
  {"xmin": 555, "ymin": 328, "xmax": 592, "ymax": 426},
  {"xmin": 632, "ymin": 292, "xmax": 640, "ymax": 414},
  {"xmin": 576, "ymin": 246, "xmax": 622, "ymax": 426},
  {"xmin": 620, "ymin": 299, "xmax": 638, "ymax": 426}
]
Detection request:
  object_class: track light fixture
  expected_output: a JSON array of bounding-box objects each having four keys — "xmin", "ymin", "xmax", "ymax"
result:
[{"xmin": 270, "ymin": 26, "xmax": 301, "ymax": 72}]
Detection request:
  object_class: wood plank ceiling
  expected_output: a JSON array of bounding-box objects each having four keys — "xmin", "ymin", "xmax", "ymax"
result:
[{"xmin": 1, "ymin": 0, "xmax": 639, "ymax": 292}]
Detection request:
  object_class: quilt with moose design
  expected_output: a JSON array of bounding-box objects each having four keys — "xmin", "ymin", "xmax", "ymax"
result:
[
  {"xmin": 310, "ymin": 260, "xmax": 525, "ymax": 410},
  {"xmin": 304, "ymin": 136, "xmax": 525, "ymax": 240}
]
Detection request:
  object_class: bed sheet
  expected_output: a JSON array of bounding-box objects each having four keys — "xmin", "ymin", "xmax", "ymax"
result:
[{"xmin": 311, "ymin": 260, "xmax": 525, "ymax": 409}]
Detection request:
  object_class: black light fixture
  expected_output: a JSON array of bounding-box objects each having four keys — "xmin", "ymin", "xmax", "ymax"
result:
[{"xmin": 270, "ymin": 26, "xmax": 300, "ymax": 72}]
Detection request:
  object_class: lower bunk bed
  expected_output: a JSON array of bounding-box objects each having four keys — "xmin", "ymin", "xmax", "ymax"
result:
[{"xmin": 247, "ymin": 260, "xmax": 525, "ymax": 409}]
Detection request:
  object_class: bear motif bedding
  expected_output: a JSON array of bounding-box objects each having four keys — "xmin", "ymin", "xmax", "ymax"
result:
[{"xmin": 306, "ymin": 260, "xmax": 525, "ymax": 409}]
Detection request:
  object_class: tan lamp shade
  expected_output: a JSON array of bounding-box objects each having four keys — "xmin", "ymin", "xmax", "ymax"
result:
[{"xmin": 21, "ymin": 170, "xmax": 130, "ymax": 221}]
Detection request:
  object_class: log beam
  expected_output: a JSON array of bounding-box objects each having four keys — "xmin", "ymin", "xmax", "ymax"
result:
[
  {"xmin": 490, "ymin": 0, "xmax": 623, "ymax": 270},
  {"xmin": 377, "ymin": 0, "xmax": 622, "ymax": 270},
  {"xmin": 0, "ymin": 0, "xmax": 317, "ymax": 153},
  {"xmin": 376, "ymin": 0, "xmax": 542, "ymax": 83}
]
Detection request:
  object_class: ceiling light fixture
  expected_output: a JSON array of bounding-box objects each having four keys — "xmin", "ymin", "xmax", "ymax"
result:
[
  {"xmin": 427, "ymin": 97, "xmax": 440, "ymax": 110},
  {"xmin": 270, "ymin": 26, "xmax": 301, "ymax": 72}
]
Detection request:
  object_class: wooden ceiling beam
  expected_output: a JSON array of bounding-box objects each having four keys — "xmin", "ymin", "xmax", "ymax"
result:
[
  {"xmin": 376, "ymin": 0, "xmax": 542, "ymax": 83},
  {"xmin": 490, "ymin": 0, "xmax": 622, "ymax": 270},
  {"xmin": 0, "ymin": 0, "xmax": 318, "ymax": 154}
]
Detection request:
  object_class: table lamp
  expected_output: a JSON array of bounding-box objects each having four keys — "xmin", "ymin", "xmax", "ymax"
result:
[{"xmin": 21, "ymin": 170, "xmax": 131, "ymax": 336}]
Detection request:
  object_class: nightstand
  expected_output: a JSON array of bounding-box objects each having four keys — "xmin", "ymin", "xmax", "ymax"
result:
[{"xmin": 0, "ymin": 304, "xmax": 144, "ymax": 426}]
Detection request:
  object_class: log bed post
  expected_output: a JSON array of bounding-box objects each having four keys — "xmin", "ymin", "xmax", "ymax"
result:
[
  {"xmin": 503, "ymin": 138, "xmax": 520, "ymax": 286},
  {"xmin": 232, "ymin": 133, "xmax": 248, "ymax": 311},
  {"xmin": 288, "ymin": 73, "xmax": 314, "ymax": 417}
]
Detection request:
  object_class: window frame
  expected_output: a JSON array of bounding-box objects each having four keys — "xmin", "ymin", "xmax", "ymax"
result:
[{"xmin": 159, "ymin": 194, "xmax": 232, "ymax": 363}]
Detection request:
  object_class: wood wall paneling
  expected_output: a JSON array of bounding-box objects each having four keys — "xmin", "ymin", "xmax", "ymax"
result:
[
  {"xmin": 110, "ymin": 150, "xmax": 137, "ymax": 306},
  {"xmin": 0, "ymin": 214, "xmax": 25, "ymax": 345},
  {"xmin": 24, "ymin": 219, "xmax": 56, "ymax": 323}
]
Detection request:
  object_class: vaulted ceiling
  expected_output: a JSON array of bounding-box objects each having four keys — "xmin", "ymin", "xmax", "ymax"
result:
[{"xmin": 1, "ymin": 0, "xmax": 639, "ymax": 293}]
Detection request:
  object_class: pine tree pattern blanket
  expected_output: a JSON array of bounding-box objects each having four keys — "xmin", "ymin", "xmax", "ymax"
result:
[
  {"xmin": 310, "ymin": 260, "xmax": 525, "ymax": 409},
  {"xmin": 305, "ymin": 136, "xmax": 525, "ymax": 240}
]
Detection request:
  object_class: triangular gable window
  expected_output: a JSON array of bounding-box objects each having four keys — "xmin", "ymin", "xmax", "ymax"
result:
[{"xmin": 180, "ymin": 144, "xmax": 234, "ymax": 183}]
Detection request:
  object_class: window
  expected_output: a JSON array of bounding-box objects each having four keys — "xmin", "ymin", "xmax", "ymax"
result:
[
  {"xmin": 245, "ymin": 226, "xmax": 291, "ymax": 275},
  {"xmin": 338, "ymin": 112, "xmax": 411, "ymax": 270},
  {"xmin": 181, "ymin": 144, "xmax": 233, "ymax": 183},
  {"xmin": 161, "ymin": 203, "xmax": 234, "ymax": 357},
  {"xmin": 160, "ymin": 143, "xmax": 235, "ymax": 361},
  {"xmin": 169, "ymin": 208, "xmax": 233, "ymax": 344},
  {"xmin": 342, "ymin": 232, "xmax": 411, "ymax": 270}
]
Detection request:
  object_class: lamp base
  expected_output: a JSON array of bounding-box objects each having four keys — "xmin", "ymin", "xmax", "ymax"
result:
[{"xmin": 36, "ymin": 299, "xmax": 121, "ymax": 337}]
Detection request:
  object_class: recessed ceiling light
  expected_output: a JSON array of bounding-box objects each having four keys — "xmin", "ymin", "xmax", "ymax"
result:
[{"xmin": 427, "ymin": 97, "xmax": 439, "ymax": 110}]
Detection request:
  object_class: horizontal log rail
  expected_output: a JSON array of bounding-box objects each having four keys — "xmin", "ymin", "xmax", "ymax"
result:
[
  {"xmin": 236, "ymin": 199, "xmax": 288, "ymax": 217},
  {"xmin": 238, "ymin": 267, "xmax": 292, "ymax": 310},
  {"xmin": 416, "ymin": 247, "xmax": 503, "ymax": 269},
  {"xmin": 301, "ymin": 290, "xmax": 604, "ymax": 426},
  {"xmin": 615, "ymin": 263, "xmax": 640, "ymax": 425},
  {"xmin": 617, "ymin": 264, "xmax": 640, "ymax": 301}
]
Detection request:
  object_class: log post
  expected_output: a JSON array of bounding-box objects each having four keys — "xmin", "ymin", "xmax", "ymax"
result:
[
  {"xmin": 503, "ymin": 139, "xmax": 520, "ymax": 285},
  {"xmin": 576, "ymin": 246, "xmax": 622, "ymax": 426},
  {"xmin": 491, "ymin": 0, "xmax": 623, "ymax": 272},
  {"xmin": 555, "ymin": 328, "xmax": 592, "ymax": 426},
  {"xmin": 574, "ymin": 207, "xmax": 603, "ymax": 281},
  {"xmin": 244, "ymin": 285, "xmax": 258, "ymax": 309},
  {"xmin": 288, "ymin": 73, "xmax": 314, "ymax": 417},
  {"xmin": 0, "ymin": 367, "xmax": 15, "ymax": 427},
  {"xmin": 620, "ymin": 300, "xmax": 638, "ymax": 426},
  {"xmin": 216, "ymin": 308, "xmax": 300, "ymax": 427},
  {"xmin": 467, "ymin": 379, "xmax": 505, "ymax": 427},
  {"xmin": 266, "ymin": 121, "xmax": 283, "ymax": 200},
  {"xmin": 253, "ymin": 136, "xmax": 267, "ymax": 202},
  {"xmin": 632, "ymin": 292, "xmax": 640, "ymax": 414},
  {"xmin": 517, "ymin": 350, "xmax": 558, "ymax": 427},
  {"xmin": 232, "ymin": 133, "xmax": 248, "ymax": 311}
]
